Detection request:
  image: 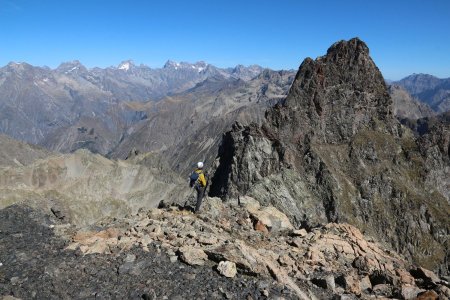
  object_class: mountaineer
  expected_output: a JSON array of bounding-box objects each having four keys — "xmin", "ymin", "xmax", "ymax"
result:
[{"xmin": 189, "ymin": 162, "xmax": 207, "ymax": 213}]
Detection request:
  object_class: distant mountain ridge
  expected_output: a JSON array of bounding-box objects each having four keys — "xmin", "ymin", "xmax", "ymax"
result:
[
  {"xmin": 1, "ymin": 59, "xmax": 448, "ymax": 162},
  {"xmin": 109, "ymin": 69, "xmax": 295, "ymax": 173},
  {"xmin": 394, "ymin": 73, "xmax": 450, "ymax": 112},
  {"xmin": 0, "ymin": 60, "xmax": 266, "ymax": 147}
]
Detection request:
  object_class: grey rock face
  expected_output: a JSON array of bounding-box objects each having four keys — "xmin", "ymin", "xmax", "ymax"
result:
[
  {"xmin": 388, "ymin": 85, "xmax": 435, "ymax": 120},
  {"xmin": 209, "ymin": 38, "xmax": 450, "ymax": 275}
]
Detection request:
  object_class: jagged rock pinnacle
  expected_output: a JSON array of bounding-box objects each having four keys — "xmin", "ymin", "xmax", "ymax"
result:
[
  {"xmin": 209, "ymin": 38, "xmax": 449, "ymax": 276},
  {"xmin": 274, "ymin": 37, "xmax": 394, "ymax": 143}
]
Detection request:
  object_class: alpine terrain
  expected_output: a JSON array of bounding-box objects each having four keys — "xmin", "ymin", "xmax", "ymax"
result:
[
  {"xmin": 0, "ymin": 38, "xmax": 449, "ymax": 300},
  {"xmin": 209, "ymin": 38, "xmax": 449, "ymax": 276}
]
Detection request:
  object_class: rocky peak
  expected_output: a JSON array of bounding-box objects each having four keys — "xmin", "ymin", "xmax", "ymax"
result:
[
  {"xmin": 56, "ymin": 60, "xmax": 87, "ymax": 74},
  {"xmin": 163, "ymin": 60, "xmax": 207, "ymax": 71},
  {"xmin": 118, "ymin": 60, "xmax": 135, "ymax": 71},
  {"xmin": 209, "ymin": 38, "xmax": 449, "ymax": 275},
  {"xmin": 396, "ymin": 73, "xmax": 442, "ymax": 95},
  {"xmin": 5, "ymin": 61, "xmax": 34, "ymax": 73},
  {"xmin": 278, "ymin": 37, "xmax": 394, "ymax": 143},
  {"xmin": 231, "ymin": 64, "xmax": 264, "ymax": 81}
]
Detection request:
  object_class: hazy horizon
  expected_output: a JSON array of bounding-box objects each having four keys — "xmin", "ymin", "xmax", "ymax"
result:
[{"xmin": 4, "ymin": 57, "xmax": 448, "ymax": 82}]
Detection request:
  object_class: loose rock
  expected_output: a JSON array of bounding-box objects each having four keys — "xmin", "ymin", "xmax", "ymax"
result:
[
  {"xmin": 217, "ymin": 261, "xmax": 237, "ymax": 278},
  {"xmin": 178, "ymin": 246, "xmax": 208, "ymax": 266}
]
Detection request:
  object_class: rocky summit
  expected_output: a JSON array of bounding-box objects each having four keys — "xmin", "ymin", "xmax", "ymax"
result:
[
  {"xmin": 2, "ymin": 197, "xmax": 449, "ymax": 299},
  {"xmin": 209, "ymin": 38, "xmax": 449, "ymax": 275}
]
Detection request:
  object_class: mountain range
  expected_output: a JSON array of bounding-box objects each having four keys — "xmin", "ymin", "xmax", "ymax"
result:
[
  {"xmin": 1, "ymin": 59, "xmax": 448, "ymax": 163},
  {"xmin": 1, "ymin": 38, "xmax": 449, "ymax": 299},
  {"xmin": 0, "ymin": 60, "xmax": 264, "ymax": 147}
]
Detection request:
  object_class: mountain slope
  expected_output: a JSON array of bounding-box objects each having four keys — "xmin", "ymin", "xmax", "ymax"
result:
[
  {"xmin": 0, "ymin": 61, "xmax": 265, "ymax": 148},
  {"xmin": 388, "ymin": 85, "xmax": 435, "ymax": 120},
  {"xmin": 2, "ymin": 196, "xmax": 449, "ymax": 299},
  {"xmin": 0, "ymin": 134, "xmax": 52, "ymax": 167},
  {"xmin": 0, "ymin": 147, "xmax": 190, "ymax": 226},
  {"xmin": 209, "ymin": 38, "xmax": 450, "ymax": 274},
  {"xmin": 111, "ymin": 70, "xmax": 295, "ymax": 174},
  {"xmin": 395, "ymin": 74, "xmax": 450, "ymax": 113}
]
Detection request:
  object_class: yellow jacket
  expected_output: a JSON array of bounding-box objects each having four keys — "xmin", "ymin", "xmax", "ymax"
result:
[{"xmin": 195, "ymin": 169, "xmax": 207, "ymax": 187}]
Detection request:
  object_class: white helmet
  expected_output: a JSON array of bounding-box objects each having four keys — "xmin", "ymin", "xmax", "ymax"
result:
[{"xmin": 197, "ymin": 161, "xmax": 204, "ymax": 169}]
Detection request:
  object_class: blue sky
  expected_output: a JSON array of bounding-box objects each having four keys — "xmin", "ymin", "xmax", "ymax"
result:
[{"xmin": 1, "ymin": 0, "xmax": 449, "ymax": 80}]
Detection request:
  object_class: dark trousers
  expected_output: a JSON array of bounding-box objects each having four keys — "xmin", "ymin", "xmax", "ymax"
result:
[{"xmin": 195, "ymin": 185, "xmax": 205, "ymax": 212}]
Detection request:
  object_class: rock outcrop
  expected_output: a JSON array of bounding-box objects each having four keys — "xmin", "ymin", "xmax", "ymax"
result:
[
  {"xmin": 4, "ymin": 197, "xmax": 447, "ymax": 299},
  {"xmin": 209, "ymin": 38, "xmax": 450, "ymax": 275},
  {"xmin": 0, "ymin": 204, "xmax": 294, "ymax": 300}
]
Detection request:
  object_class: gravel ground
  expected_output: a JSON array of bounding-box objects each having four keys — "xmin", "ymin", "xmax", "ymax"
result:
[{"xmin": 0, "ymin": 205, "xmax": 300, "ymax": 299}]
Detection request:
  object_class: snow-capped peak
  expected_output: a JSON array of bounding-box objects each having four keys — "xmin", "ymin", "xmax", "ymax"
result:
[
  {"xmin": 164, "ymin": 60, "xmax": 181, "ymax": 69},
  {"xmin": 118, "ymin": 60, "xmax": 134, "ymax": 71},
  {"xmin": 164, "ymin": 60, "xmax": 208, "ymax": 72},
  {"xmin": 119, "ymin": 62, "xmax": 130, "ymax": 71}
]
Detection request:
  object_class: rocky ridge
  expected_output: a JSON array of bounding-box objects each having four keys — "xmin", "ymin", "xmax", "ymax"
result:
[
  {"xmin": 208, "ymin": 38, "xmax": 450, "ymax": 275},
  {"xmin": 0, "ymin": 134, "xmax": 52, "ymax": 168},
  {"xmin": 0, "ymin": 148, "xmax": 190, "ymax": 227},
  {"xmin": 394, "ymin": 74, "xmax": 450, "ymax": 113},
  {"xmin": 2, "ymin": 197, "xmax": 449, "ymax": 299}
]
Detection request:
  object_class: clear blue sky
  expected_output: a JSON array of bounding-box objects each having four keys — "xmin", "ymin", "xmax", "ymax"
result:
[{"xmin": 1, "ymin": 0, "xmax": 449, "ymax": 80}]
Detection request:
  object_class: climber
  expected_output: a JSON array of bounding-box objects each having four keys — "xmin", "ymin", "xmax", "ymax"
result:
[{"xmin": 189, "ymin": 162, "xmax": 207, "ymax": 213}]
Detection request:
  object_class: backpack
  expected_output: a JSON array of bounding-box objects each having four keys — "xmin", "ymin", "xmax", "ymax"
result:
[{"xmin": 189, "ymin": 171, "xmax": 200, "ymax": 187}]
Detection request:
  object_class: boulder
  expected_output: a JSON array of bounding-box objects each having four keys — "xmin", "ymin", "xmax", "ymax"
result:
[
  {"xmin": 197, "ymin": 235, "xmax": 218, "ymax": 245},
  {"xmin": 311, "ymin": 275, "xmax": 335, "ymax": 291},
  {"xmin": 238, "ymin": 196, "xmax": 260, "ymax": 211},
  {"xmin": 336, "ymin": 274, "xmax": 361, "ymax": 296},
  {"xmin": 372, "ymin": 284, "xmax": 393, "ymax": 298},
  {"xmin": 217, "ymin": 261, "xmax": 237, "ymax": 278},
  {"xmin": 278, "ymin": 254, "xmax": 296, "ymax": 267},
  {"xmin": 359, "ymin": 276, "xmax": 372, "ymax": 293},
  {"xmin": 436, "ymin": 285, "xmax": 450, "ymax": 298},
  {"xmin": 205, "ymin": 242, "xmax": 267, "ymax": 275},
  {"xmin": 178, "ymin": 246, "xmax": 208, "ymax": 266},
  {"xmin": 247, "ymin": 205, "xmax": 293, "ymax": 232},
  {"xmin": 201, "ymin": 197, "xmax": 224, "ymax": 218},
  {"xmin": 396, "ymin": 268, "xmax": 415, "ymax": 285},
  {"xmin": 254, "ymin": 220, "xmax": 269, "ymax": 234},
  {"xmin": 292, "ymin": 229, "xmax": 308, "ymax": 237},
  {"xmin": 401, "ymin": 285, "xmax": 425, "ymax": 300}
]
